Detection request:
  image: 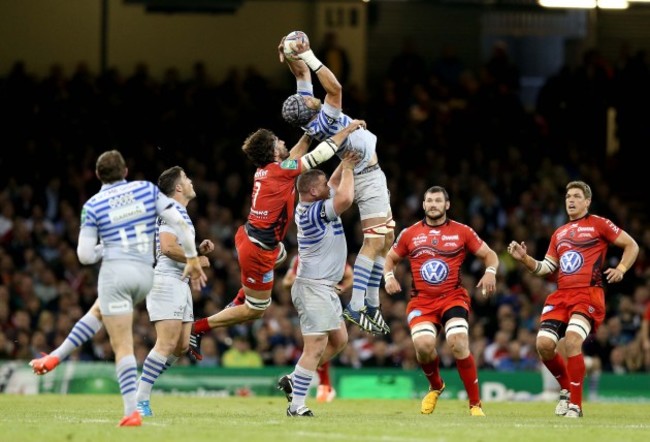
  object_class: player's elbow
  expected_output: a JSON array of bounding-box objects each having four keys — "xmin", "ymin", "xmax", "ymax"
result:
[{"xmin": 77, "ymin": 248, "xmax": 97, "ymax": 265}]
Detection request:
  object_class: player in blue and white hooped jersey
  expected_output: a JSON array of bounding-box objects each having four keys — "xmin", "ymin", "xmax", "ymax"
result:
[
  {"xmin": 134, "ymin": 166, "xmax": 214, "ymax": 418},
  {"xmin": 279, "ymin": 32, "xmax": 393, "ymax": 336},
  {"xmin": 76, "ymin": 150, "xmax": 206, "ymax": 427},
  {"xmin": 279, "ymin": 151, "xmax": 357, "ymax": 417}
]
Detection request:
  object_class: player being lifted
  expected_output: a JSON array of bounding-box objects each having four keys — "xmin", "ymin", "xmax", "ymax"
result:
[
  {"xmin": 279, "ymin": 31, "xmax": 393, "ymax": 335},
  {"xmin": 188, "ymin": 121, "xmax": 367, "ymax": 360}
]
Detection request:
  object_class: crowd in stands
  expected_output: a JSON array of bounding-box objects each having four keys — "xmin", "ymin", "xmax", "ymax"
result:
[{"xmin": 1, "ymin": 40, "xmax": 649, "ymax": 378}]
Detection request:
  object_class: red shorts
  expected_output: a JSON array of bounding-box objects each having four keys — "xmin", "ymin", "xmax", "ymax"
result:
[
  {"xmin": 406, "ymin": 287, "xmax": 471, "ymax": 329},
  {"xmin": 235, "ymin": 225, "xmax": 279, "ymax": 291},
  {"xmin": 541, "ymin": 287, "xmax": 606, "ymax": 330}
]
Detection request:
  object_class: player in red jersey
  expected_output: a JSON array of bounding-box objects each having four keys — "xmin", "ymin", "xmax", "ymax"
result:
[
  {"xmin": 188, "ymin": 120, "xmax": 366, "ymax": 360},
  {"xmin": 383, "ymin": 186, "xmax": 498, "ymax": 417},
  {"xmin": 508, "ymin": 180, "xmax": 639, "ymax": 418},
  {"xmin": 282, "ymin": 253, "xmax": 354, "ymax": 402}
]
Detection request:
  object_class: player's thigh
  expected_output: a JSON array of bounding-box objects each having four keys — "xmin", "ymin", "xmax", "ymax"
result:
[
  {"xmin": 354, "ymin": 170, "xmax": 389, "ymax": 222},
  {"xmin": 98, "ymin": 261, "xmax": 153, "ymax": 316},
  {"xmin": 292, "ymin": 280, "xmax": 342, "ymax": 334},
  {"xmin": 147, "ymin": 274, "xmax": 193, "ymax": 322}
]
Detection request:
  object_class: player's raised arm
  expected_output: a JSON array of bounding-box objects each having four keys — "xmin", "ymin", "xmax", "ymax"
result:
[{"xmin": 300, "ymin": 119, "xmax": 366, "ymax": 171}]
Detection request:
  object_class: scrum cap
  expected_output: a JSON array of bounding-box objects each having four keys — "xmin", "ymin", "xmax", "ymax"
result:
[{"xmin": 282, "ymin": 94, "xmax": 318, "ymax": 127}]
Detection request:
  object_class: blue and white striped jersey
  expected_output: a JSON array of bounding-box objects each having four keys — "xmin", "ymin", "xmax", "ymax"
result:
[
  {"xmin": 294, "ymin": 197, "xmax": 347, "ymax": 283},
  {"xmin": 154, "ymin": 200, "xmax": 194, "ymax": 279},
  {"xmin": 79, "ymin": 180, "xmax": 178, "ymax": 265},
  {"xmin": 302, "ymin": 102, "xmax": 377, "ymax": 174}
]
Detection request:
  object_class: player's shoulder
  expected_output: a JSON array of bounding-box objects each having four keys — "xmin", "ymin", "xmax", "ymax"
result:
[{"xmin": 400, "ymin": 220, "xmax": 425, "ymax": 237}]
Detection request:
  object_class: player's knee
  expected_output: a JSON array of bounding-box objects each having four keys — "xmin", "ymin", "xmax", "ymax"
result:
[
  {"xmin": 412, "ymin": 323, "xmax": 437, "ymax": 353},
  {"xmin": 535, "ymin": 335, "xmax": 557, "ymax": 359},
  {"xmin": 362, "ymin": 223, "xmax": 389, "ymax": 241},
  {"xmin": 566, "ymin": 316, "xmax": 591, "ymax": 341}
]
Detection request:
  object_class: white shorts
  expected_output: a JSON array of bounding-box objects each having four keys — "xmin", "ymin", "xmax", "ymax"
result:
[
  {"xmin": 291, "ymin": 278, "xmax": 343, "ymax": 335},
  {"xmin": 354, "ymin": 166, "xmax": 391, "ymax": 221},
  {"xmin": 146, "ymin": 273, "xmax": 193, "ymax": 322},
  {"xmin": 98, "ymin": 261, "xmax": 153, "ymax": 316}
]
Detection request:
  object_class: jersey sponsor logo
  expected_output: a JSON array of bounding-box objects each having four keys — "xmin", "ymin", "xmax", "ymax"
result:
[
  {"xmin": 109, "ymin": 192, "xmax": 136, "ymax": 208},
  {"xmin": 420, "ymin": 259, "xmax": 449, "ymax": 285},
  {"xmin": 255, "ymin": 169, "xmax": 268, "ymax": 179},
  {"xmin": 605, "ymin": 219, "xmax": 620, "ymax": 233},
  {"xmin": 251, "ymin": 208, "xmax": 269, "ymax": 217},
  {"xmin": 443, "ymin": 242, "xmax": 458, "ymax": 247},
  {"xmin": 246, "ymin": 277, "xmax": 256, "ymax": 284},
  {"xmin": 412, "ymin": 233, "xmax": 427, "ymax": 246},
  {"xmin": 441, "ymin": 235, "xmax": 459, "ymax": 241},
  {"xmin": 262, "ymin": 270, "xmax": 274, "ymax": 283},
  {"xmin": 280, "ymin": 159, "xmax": 298, "ymax": 170},
  {"xmin": 407, "ymin": 309, "xmax": 423, "ymax": 324},
  {"xmin": 413, "ymin": 249, "xmax": 436, "ymax": 259},
  {"xmin": 107, "ymin": 300, "xmax": 130, "ymax": 314},
  {"xmin": 577, "ymin": 227, "xmax": 594, "ymax": 232},
  {"xmin": 559, "ymin": 251, "xmax": 584, "ymax": 274},
  {"xmin": 557, "ymin": 227, "xmax": 570, "ymax": 239},
  {"xmin": 80, "ymin": 207, "xmax": 88, "ymax": 224},
  {"xmin": 108, "ymin": 202, "xmax": 146, "ymax": 223}
]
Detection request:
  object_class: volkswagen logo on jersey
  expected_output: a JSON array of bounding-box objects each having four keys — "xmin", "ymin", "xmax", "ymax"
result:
[
  {"xmin": 420, "ymin": 259, "xmax": 449, "ymax": 285},
  {"xmin": 559, "ymin": 251, "xmax": 584, "ymax": 274}
]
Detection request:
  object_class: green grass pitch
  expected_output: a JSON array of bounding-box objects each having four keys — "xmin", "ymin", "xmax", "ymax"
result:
[{"xmin": 1, "ymin": 395, "xmax": 649, "ymax": 442}]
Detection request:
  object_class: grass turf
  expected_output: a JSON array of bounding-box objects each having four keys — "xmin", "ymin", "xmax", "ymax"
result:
[{"xmin": 1, "ymin": 395, "xmax": 649, "ymax": 442}]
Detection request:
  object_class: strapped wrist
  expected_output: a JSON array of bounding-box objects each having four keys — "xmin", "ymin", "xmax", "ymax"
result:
[
  {"xmin": 485, "ymin": 266, "xmax": 497, "ymax": 275},
  {"xmin": 298, "ymin": 49, "xmax": 323, "ymax": 72},
  {"xmin": 384, "ymin": 271, "xmax": 395, "ymax": 280}
]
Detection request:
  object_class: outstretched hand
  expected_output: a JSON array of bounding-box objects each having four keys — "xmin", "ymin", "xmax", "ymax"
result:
[
  {"xmin": 507, "ymin": 241, "xmax": 528, "ymax": 261},
  {"xmin": 347, "ymin": 119, "xmax": 367, "ymax": 131}
]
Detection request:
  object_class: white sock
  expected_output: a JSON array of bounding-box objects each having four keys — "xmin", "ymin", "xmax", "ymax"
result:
[
  {"xmin": 136, "ymin": 350, "xmax": 168, "ymax": 402},
  {"xmin": 51, "ymin": 312, "xmax": 102, "ymax": 360},
  {"xmin": 349, "ymin": 255, "xmax": 374, "ymax": 310},
  {"xmin": 366, "ymin": 257, "xmax": 385, "ymax": 308},
  {"xmin": 290, "ymin": 364, "xmax": 315, "ymax": 411},
  {"xmin": 116, "ymin": 355, "xmax": 138, "ymax": 416}
]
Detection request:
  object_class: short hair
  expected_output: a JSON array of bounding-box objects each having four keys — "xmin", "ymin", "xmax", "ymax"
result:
[
  {"xmin": 296, "ymin": 169, "xmax": 326, "ymax": 194},
  {"xmin": 95, "ymin": 150, "xmax": 126, "ymax": 184},
  {"xmin": 242, "ymin": 129, "xmax": 277, "ymax": 168},
  {"xmin": 424, "ymin": 185, "xmax": 449, "ymax": 201},
  {"xmin": 282, "ymin": 94, "xmax": 318, "ymax": 127},
  {"xmin": 157, "ymin": 166, "xmax": 184, "ymax": 197},
  {"xmin": 566, "ymin": 180, "xmax": 592, "ymax": 199}
]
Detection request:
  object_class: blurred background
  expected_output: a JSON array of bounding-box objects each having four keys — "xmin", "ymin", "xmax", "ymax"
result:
[{"xmin": 0, "ymin": 0, "xmax": 649, "ymax": 399}]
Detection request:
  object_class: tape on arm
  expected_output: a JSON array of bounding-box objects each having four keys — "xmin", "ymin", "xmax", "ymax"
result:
[
  {"xmin": 301, "ymin": 138, "xmax": 338, "ymax": 170},
  {"xmin": 532, "ymin": 257, "xmax": 557, "ymax": 276}
]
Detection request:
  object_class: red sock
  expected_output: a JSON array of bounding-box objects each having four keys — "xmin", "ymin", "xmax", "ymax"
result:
[
  {"xmin": 567, "ymin": 354, "xmax": 585, "ymax": 408},
  {"xmin": 543, "ymin": 352, "xmax": 570, "ymax": 391},
  {"xmin": 233, "ymin": 288, "xmax": 246, "ymax": 305},
  {"xmin": 456, "ymin": 354, "xmax": 481, "ymax": 407},
  {"xmin": 317, "ymin": 361, "xmax": 331, "ymax": 387},
  {"xmin": 420, "ymin": 357, "xmax": 444, "ymax": 390},
  {"xmin": 192, "ymin": 317, "xmax": 210, "ymax": 334}
]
